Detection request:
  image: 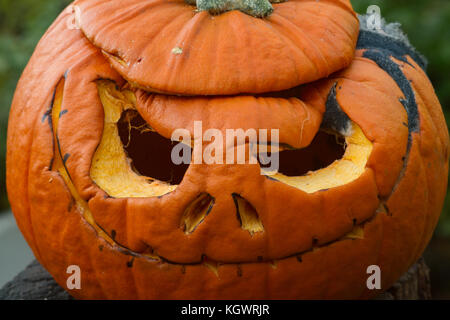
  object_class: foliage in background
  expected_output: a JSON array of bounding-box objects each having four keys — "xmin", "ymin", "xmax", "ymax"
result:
[{"xmin": 0, "ymin": 0, "xmax": 449, "ymax": 236}]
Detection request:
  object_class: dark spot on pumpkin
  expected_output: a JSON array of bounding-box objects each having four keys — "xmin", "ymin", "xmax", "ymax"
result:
[
  {"xmin": 59, "ymin": 109, "xmax": 68, "ymax": 118},
  {"xmin": 353, "ymin": 218, "xmax": 357, "ymax": 226},
  {"xmin": 385, "ymin": 205, "xmax": 392, "ymax": 217},
  {"xmin": 181, "ymin": 265, "xmax": 186, "ymax": 274},
  {"xmin": 62, "ymin": 153, "xmax": 70, "ymax": 165},
  {"xmin": 322, "ymin": 83, "xmax": 352, "ymax": 136},
  {"xmin": 67, "ymin": 198, "xmax": 74, "ymax": 212},
  {"xmin": 99, "ymin": 245, "xmax": 104, "ymax": 251},
  {"xmin": 48, "ymin": 158, "xmax": 54, "ymax": 171},
  {"xmin": 126, "ymin": 257, "xmax": 134, "ymax": 268},
  {"xmin": 42, "ymin": 89, "xmax": 56, "ymax": 125},
  {"xmin": 296, "ymin": 255, "xmax": 303, "ymax": 263},
  {"xmin": 143, "ymin": 245, "xmax": 154, "ymax": 255},
  {"xmin": 111, "ymin": 229, "xmax": 117, "ymax": 240},
  {"xmin": 41, "ymin": 109, "xmax": 51, "ymax": 124},
  {"xmin": 56, "ymin": 135, "xmax": 61, "ymax": 153},
  {"xmin": 237, "ymin": 264, "xmax": 242, "ymax": 277},
  {"xmin": 312, "ymin": 237, "xmax": 319, "ymax": 247}
]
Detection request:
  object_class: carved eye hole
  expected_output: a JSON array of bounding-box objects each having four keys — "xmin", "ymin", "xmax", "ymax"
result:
[
  {"xmin": 117, "ymin": 109, "xmax": 190, "ymax": 185},
  {"xmin": 263, "ymin": 123, "xmax": 373, "ymax": 194},
  {"xmin": 91, "ymin": 80, "xmax": 191, "ymax": 198},
  {"xmin": 259, "ymin": 131, "xmax": 346, "ymax": 177}
]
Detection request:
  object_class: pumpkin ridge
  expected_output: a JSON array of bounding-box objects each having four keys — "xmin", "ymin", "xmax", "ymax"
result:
[
  {"xmin": 269, "ymin": 13, "xmax": 328, "ymax": 78},
  {"xmin": 23, "ymin": 75, "xmax": 69, "ymax": 267},
  {"xmin": 361, "ymin": 51, "xmax": 418, "ymax": 199},
  {"xmin": 165, "ymin": 11, "xmax": 208, "ymax": 92},
  {"xmin": 300, "ymin": 3, "xmax": 356, "ymax": 43}
]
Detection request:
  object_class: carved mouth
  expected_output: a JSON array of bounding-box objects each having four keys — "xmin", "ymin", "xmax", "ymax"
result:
[{"xmin": 48, "ymin": 76, "xmax": 380, "ymax": 272}]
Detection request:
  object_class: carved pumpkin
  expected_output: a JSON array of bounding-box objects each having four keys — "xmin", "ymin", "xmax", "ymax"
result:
[{"xmin": 6, "ymin": 0, "xmax": 449, "ymax": 299}]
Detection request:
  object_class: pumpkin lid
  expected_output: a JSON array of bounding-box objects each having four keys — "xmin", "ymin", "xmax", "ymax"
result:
[{"xmin": 76, "ymin": 0, "xmax": 359, "ymax": 95}]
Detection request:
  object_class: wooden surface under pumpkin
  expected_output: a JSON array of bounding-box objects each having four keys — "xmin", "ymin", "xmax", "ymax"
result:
[{"xmin": 0, "ymin": 258, "xmax": 431, "ymax": 300}]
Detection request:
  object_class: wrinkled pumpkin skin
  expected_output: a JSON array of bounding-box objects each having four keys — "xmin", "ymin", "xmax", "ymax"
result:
[{"xmin": 6, "ymin": 0, "xmax": 449, "ymax": 299}]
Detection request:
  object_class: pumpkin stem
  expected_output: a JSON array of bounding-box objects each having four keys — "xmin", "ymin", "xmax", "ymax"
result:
[{"xmin": 187, "ymin": 0, "xmax": 281, "ymax": 18}]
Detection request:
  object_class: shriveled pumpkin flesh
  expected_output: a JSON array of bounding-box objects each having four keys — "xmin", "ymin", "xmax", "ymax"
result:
[
  {"xmin": 91, "ymin": 80, "xmax": 176, "ymax": 198},
  {"xmin": 52, "ymin": 80, "xmax": 164, "ymax": 261},
  {"xmin": 51, "ymin": 78, "xmax": 115, "ymax": 246},
  {"xmin": 268, "ymin": 123, "xmax": 373, "ymax": 193}
]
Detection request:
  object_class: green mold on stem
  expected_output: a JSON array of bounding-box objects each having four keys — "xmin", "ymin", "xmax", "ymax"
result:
[{"xmin": 187, "ymin": 0, "xmax": 280, "ymax": 18}]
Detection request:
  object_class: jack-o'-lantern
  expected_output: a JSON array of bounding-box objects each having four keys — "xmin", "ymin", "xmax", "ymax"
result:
[{"xmin": 6, "ymin": 0, "xmax": 449, "ymax": 299}]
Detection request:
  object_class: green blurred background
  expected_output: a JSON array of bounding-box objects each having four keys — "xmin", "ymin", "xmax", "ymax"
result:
[{"xmin": 0, "ymin": 0, "xmax": 449, "ymax": 297}]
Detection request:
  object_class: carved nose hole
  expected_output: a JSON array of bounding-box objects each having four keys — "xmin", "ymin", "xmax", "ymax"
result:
[
  {"xmin": 232, "ymin": 194, "xmax": 264, "ymax": 236},
  {"xmin": 181, "ymin": 193, "xmax": 214, "ymax": 234}
]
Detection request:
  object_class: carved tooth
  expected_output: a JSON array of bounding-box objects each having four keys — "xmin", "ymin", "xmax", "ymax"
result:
[
  {"xmin": 202, "ymin": 256, "xmax": 219, "ymax": 278},
  {"xmin": 344, "ymin": 226, "xmax": 365, "ymax": 240}
]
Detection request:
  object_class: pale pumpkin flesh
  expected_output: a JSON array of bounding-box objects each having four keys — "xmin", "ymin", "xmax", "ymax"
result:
[
  {"xmin": 91, "ymin": 80, "xmax": 176, "ymax": 198},
  {"xmin": 268, "ymin": 123, "xmax": 373, "ymax": 193}
]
